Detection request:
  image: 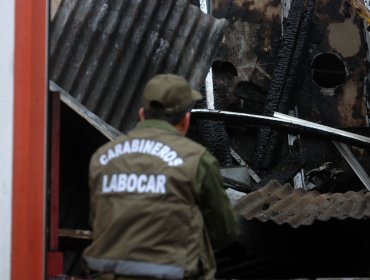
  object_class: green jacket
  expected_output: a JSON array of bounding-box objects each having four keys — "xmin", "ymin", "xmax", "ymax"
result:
[{"xmin": 83, "ymin": 120, "xmax": 238, "ymax": 279}]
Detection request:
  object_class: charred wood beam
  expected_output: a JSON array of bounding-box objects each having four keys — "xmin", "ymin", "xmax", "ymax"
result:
[
  {"xmin": 195, "ymin": 80, "xmax": 233, "ymax": 166},
  {"xmin": 191, "ymin": 109, "xmax": 370, "ymax": 149},
  {"xmin": 253, "ymin": 0, "xmax": 313, "ymax": 173},
  {"xmin": 190, "ymin": 0, "xmax": 232, "ymax": 166},
  {"xmin": 195, "ymin": 117, "xmax": 232, "ymax": 166}
]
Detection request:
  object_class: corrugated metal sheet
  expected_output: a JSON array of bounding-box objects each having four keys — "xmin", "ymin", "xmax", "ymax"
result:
[
  {"xmin": 50, "ymin": 0, "xmax": 228, "ymax": 132},
  {"xmin": 235, "ymin": 180, "xmax": 370, "ymax": 228}
]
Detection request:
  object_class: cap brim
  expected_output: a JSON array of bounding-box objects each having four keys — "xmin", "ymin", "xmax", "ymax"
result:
[{"xmin": 191, "ymin": 89, "xmax": 203, "ymax": 101}]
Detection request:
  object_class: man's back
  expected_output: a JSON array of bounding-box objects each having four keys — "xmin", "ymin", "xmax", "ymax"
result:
[
  {"xmin": 85, "ymin": 119, "xmax": 219, "ymax": 279},
  {"xmin": 84, "ymin": 74, "xmax": 239, "ymax": 279}
]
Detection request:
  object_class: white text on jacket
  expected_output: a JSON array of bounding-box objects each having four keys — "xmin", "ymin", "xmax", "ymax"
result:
[
  {"xmin": 102, "ymin": 173, "xmax": 166, "ymax": 194},
  {"xmin": 99, "ymin": 139, "xmax": 183, "ymax": 167}
]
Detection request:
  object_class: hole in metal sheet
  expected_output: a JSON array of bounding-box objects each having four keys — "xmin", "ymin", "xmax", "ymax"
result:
[
  {"xmin": 311, "ymin": 53, "xmax": 346, "ymax": 89},
  {"xmin": 262, "ymin": 203, "xmax": 270, "ymax": 210},
  {"xmin": 212, "ymin": 60, "xmax": 238, "ymax": 78}
]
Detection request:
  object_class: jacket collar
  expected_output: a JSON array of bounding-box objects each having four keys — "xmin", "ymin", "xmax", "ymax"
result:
[{"xmin": 136, "ymin": 119, "xmax": 180, "ymax": 135}]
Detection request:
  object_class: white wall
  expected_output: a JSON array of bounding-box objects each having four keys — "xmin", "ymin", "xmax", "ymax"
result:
[{"xmin": 0, "ymin": 1, "xmax": 14, "ymax": 279}]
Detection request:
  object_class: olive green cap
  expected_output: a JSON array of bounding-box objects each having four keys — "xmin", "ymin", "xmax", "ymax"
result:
[{"xmin": 143, "ymin": 74, "xmax": 202, "ymax": 114}]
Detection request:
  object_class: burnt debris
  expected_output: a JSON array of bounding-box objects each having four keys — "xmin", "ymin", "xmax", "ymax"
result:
[{"xmin": 252, "ymin": 0, "xmax": 314, "ymax": 174}]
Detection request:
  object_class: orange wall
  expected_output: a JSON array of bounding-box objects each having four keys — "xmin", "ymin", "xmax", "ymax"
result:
[{"xmin": 12, "ymin": 0, "xmax": 47, "ymax": 279}]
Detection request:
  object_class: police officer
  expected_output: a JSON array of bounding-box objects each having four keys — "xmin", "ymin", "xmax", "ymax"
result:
[{"xmin": 83, "ymin": 74, "xmax": 239, "ymax": 280}]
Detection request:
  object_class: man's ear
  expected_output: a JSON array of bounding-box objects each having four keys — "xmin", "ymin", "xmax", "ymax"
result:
[
  {"xmin": 176, "ymin": 112, "xmax": 190, "ymax": 135},
  {"xmin": 138, "ymin": 107, "xmax": 145, "ymax": 121}
]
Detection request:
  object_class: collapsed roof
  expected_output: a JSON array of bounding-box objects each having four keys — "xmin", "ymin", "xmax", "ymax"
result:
[
  {"xmin": 50, "ymin": 0, "xmax": 370, "ymax": 277},
  {"xmin": 50, "ymin": 0, "xmax": 370, "ymax": 229}
]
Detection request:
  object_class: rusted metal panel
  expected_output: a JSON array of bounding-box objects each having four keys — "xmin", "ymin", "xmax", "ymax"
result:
[
  {"xmin": 299, "ymin": 0, "xmax": 366, "ymax": 127},
  {"xmin": 50, "ymin": 0, "xmax": 228, "ymax": 132},
  {"xmin": 297, "ymin": 0, "xmax": 368, "ymax": 128},
  {"xmin": 235, "ymin": 179, "xmax": 370, "ymax": 228},
  {"xmin": 291, "ymin": 0, "xmax": 370, "ymax": 182}
]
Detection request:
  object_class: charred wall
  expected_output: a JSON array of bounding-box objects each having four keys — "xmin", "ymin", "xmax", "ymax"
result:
[
  {"xmin": 297, "ymin": 0, "xmax": 368, "ymax": 128},
  {"xmin": 212, "ymin": 0, "xmax": 282, "ymax": 111},
  {"xmin": 295, "ymin": 0, "xmax": 370, "ymax": 192},
  {"xmin": 211, "ymin": 0, "xmax": 283, "ymax": 165},
  {"xmin": 210, "ymin": 1, "xmax": 370, "ymax": 277},
  {"xmin": 211, "ymin": 0, "xmax": 370, "ymax": 192}
]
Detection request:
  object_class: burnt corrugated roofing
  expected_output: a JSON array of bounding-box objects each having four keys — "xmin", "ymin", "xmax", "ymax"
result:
[
  {"xmin": 50, "ymin": 0, "xmax": 228, "ymax": 132},
  {"xmin": 235, "ymin": 180, "xmax": 370, "ymax": 228}
]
